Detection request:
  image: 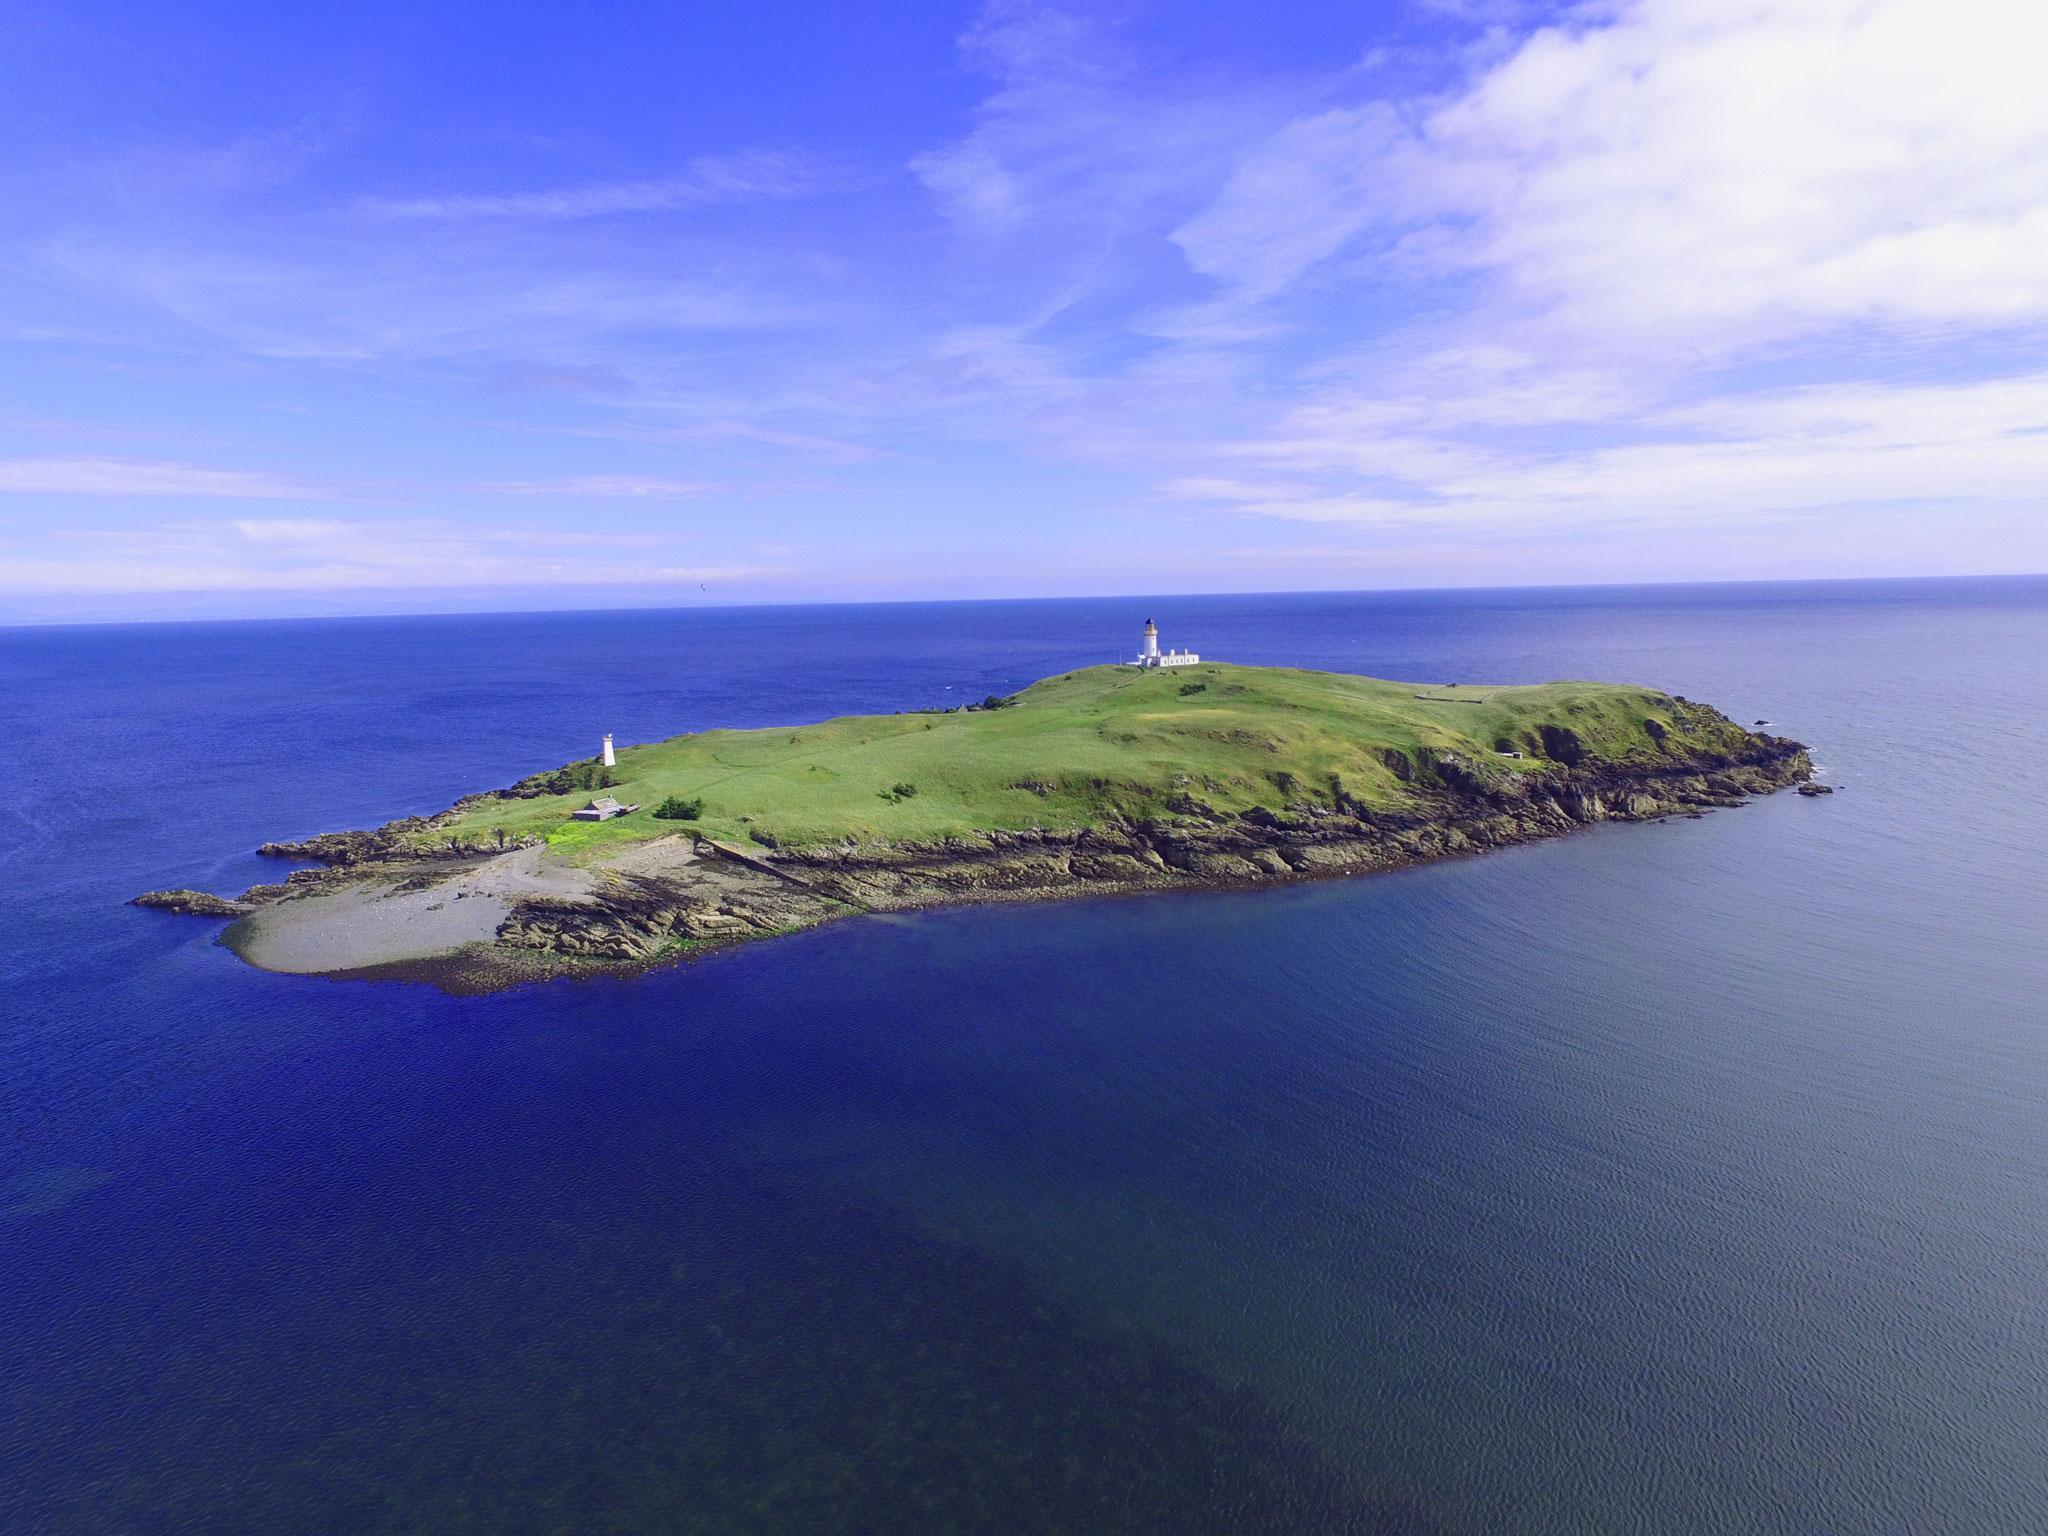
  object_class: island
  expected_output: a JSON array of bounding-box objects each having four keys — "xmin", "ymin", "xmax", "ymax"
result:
[{"xmin": 136, "ymin": 662, "xmax": 1811, "ymax": 992}]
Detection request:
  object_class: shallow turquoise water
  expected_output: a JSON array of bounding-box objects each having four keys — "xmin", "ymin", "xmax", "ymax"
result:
[{"xmin": 3, "ymin": 581, "xmax": 2045, "ymax": 1532}]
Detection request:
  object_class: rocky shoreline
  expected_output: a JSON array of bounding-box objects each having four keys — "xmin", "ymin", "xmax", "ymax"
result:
[{"xmin": 137, "ymin": 730, "xmax": 1813, "ymax": 994}]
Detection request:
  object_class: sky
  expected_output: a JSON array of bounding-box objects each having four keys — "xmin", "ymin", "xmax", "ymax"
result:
[{"xmin": 3, "ymin": 0, "xmax": 2045, "ymax": 622}]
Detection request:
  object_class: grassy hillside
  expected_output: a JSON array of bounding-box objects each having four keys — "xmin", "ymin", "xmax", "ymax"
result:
[{"xmin": 416, "ymin": 663, "xmax": 1757, "ymax": 858}]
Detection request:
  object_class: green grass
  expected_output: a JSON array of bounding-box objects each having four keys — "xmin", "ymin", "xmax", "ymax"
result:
[{"xmin": 414, "ymin": 663, "xmax": 1754, "ymax": 856}]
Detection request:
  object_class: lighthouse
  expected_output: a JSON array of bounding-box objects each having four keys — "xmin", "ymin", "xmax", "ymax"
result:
[
  {"xmin": 600, "ymin": 733, "xmax": 616, "ymax": 768},
  {"xmin": 1129, "ymin": 617, "xmax": 1200, "ymax": 669}
]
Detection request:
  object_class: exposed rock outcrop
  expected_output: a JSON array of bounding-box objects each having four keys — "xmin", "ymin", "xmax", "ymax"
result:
[{"xmin": 132, "ymin": 889, "xmax": 254, "ymax": 918}]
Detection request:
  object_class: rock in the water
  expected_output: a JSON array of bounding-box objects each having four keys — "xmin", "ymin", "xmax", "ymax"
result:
[
  {"xmin": 132, "ymin": 889, "xmax": 255, "ymax": 918},
  {"xmin": 1797, "ymin": 783, "xmax": 1835, "ymax": 796}
]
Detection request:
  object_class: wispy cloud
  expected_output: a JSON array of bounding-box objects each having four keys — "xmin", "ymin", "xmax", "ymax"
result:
[
  {"xmin": 911, "ymin": 2, "xmax": 1118, "ymax": 230},
  {"xmin": 1173, "ymin": 370, "xmax": 2048, "ymax": 533},
  {"xmin": 483, "ymin": 474, "xmax": 718, "ymax": 500},
  {"xmin": 6, "ymin": 516, "xmax": 785, "ymax": 593},
  {"xmin": 912, "ymin": 1, "xmax": 1284, "ymax": 250},
  {"xmin": 1171, "ymin": 104, "xmax": 1404, "ymax": 299},
  {"xmin": 361, "ymin": 149, "xmax": 826, "ymax": 221},
  {"xmin": 516, "ymin": 417, "xmax": 885, "ymax": 467},
  {"xmin": 0, "ymin": 457, "xmax": 325, "ymax": 499},
  {"xmin": 37, "ymin": 234, "xmax": 822, "ymax": 361},
  {"xmin": 1155, "ymin": 474, "xmax": 1318, "ymax": 505}
]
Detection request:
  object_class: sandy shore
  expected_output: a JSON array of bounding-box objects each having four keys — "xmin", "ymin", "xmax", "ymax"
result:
[
  {"xmin": 222, "ymin": 842, "xmax": 694, "ymax": 976},
  {"xmin": 224, "ymin": 879, "xmax": 506, "ymax": 974}
]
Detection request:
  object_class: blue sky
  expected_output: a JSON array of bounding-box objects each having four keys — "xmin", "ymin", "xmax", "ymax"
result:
[{"xmin": 3, "ymin": 0, "xmax": 2044, "ymax": 621}]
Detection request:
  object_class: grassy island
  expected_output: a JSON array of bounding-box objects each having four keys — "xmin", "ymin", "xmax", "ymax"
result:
[
  {"xmin": 140, "ymin": 663, "xmax": 1810, "ymax": 991},
  {"xmin": 419, "ymin": 663, "xmax": 1764, "ymax": 858}
]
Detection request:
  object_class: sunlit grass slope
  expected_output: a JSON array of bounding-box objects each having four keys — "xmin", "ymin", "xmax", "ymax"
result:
[{"xmin": 417, "ymin": 664, "xmax": 1752, "ymax": 857}]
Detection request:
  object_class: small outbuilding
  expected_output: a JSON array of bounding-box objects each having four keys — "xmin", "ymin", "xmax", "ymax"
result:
[{"xmin": 571, "ymin": 795, "xmax": 641, "ymax": 822}]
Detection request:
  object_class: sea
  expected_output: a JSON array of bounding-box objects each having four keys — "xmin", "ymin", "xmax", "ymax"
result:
[{"xmin": 2, "ymin": 578, "xmax": 2045, "ymax": 1534}]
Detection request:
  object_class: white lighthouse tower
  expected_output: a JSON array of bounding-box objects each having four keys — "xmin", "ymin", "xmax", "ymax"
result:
[
  {"xmin": 1129, "ymin": 617, "xmax": 1200, "ymax": 668},
  {"xmin": 600, "ymin": 733, "xmax": 616, "ymax": 768}
]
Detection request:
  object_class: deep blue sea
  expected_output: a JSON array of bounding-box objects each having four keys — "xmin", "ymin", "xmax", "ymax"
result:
[{"xmin": 3, "ymin": 580, "xmax": 2046, "ymax": 1534}]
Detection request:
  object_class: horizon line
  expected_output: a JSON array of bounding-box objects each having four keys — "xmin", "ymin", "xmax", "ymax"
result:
[{"xmin": 5, "ymin": 570, "xmax": 2045, "ymax": 634}]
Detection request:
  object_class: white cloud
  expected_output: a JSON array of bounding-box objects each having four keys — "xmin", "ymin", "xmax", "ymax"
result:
[
  {"xmin": 1201, "ymin": 370, "xmax": 2048, "ymax": 531},
  {"xmin": 1433, "ymin": 0, "xmax": 2048, "ymax": 347},
  {"xmin": 0, "ymin": 457, "xmax": 323, "ymax": 499},
  {"xmin": 1134, "ymin": 0, "xmax": 2048, "ymax": 575},
  {"xmin": 1178, "ymin": 0, "xmax": 2048, "ymax": 351}
]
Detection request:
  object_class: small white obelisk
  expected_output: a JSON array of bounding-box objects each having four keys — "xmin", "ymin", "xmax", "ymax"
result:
[{"xmin": 601, "ymin": 733, "xmax": 616, "ymax": 768}]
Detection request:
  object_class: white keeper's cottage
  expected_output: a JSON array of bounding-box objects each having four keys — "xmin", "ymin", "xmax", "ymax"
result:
[{"xmin": 1129, "ymin": 617, "xmax": 1200, "ymax": 669}]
